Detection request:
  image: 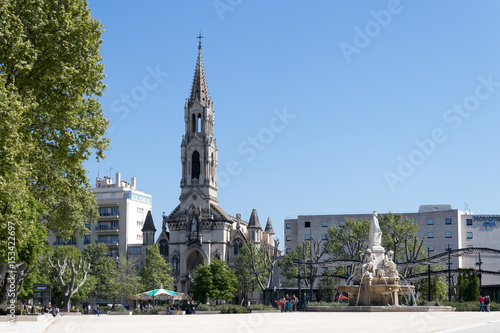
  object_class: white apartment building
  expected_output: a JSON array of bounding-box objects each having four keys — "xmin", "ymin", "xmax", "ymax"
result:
[{"xmin": 47, "ymin": 172, "xmax": 153, "ymax": 263}]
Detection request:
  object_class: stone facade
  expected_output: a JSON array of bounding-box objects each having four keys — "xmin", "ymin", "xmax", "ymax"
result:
[{"xmin": 156, "ymin": 40, "xmax": 276, "ymax": 294}]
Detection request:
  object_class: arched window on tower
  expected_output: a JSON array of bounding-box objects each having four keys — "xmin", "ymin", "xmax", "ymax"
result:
[
  {"xmin": 197, "ymin": 114, "xmax": 202, "ymax": 132},
  {"xmin": 191, "ymin": 113, "xmax": 196, "ymax": 133},
  {"xmin": 159, "ymin": 240, "xmax": 169, "ymax": 256},
  {"xmin": 234, "ymin": 240, "xmax": 243, "ymax": 256},
  {"xmin": 191, "ymin": 150, "xmax": 200, "ymax": 180}
]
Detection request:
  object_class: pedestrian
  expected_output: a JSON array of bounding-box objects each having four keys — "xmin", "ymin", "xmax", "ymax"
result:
[
  {"xmin": 484, "ymin": 295, "xmax": 491, "ymax": 312},
  {"xmin": 479, "ymin": 295, "xmax": 486, "ymax": 312},
  {"xmin": 87, "ymin": 304, "xmax": 91, "ymax": 315},
  {"xmin": 95, "ymin": 304, "xmax": 100, "ymax": 316}
]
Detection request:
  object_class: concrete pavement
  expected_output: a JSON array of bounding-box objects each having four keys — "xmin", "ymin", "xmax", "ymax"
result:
[{"xmin": 1, "ymin": 311, "xmax": 500, "ymax": 333}]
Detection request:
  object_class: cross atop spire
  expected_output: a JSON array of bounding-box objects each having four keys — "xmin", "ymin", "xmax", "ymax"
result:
[{"xmin": 197, "ymin": 33, "xmax": 204, "ymax": 50}]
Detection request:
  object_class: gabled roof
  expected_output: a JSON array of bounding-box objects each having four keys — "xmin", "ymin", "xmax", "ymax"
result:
[
  {"xmin": 248, "ymin": 209, "xmax": 262, "ymax": 229},
  {"xmin": 265, "ymin": 217, "xmax": 274, "ymax": 233},
  {"xmin": 142, "ymin": 210, "xmax": 156, "ymax": 232}
]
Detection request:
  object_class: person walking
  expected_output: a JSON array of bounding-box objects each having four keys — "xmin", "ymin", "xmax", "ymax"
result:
[
  {"xmin": 484, "ymin": 295, "xmax": 491, "ymax": 312},
  {"xmin": 479, "ymin": 295, "xmax": 486, "ymax": 312},
  {"xmin": 94, "ymin": 304, "xmax": 100, "ymax": 316}
]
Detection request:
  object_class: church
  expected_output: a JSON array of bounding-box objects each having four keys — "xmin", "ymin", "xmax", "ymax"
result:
[{"xmin": 155, "ymin": 37, "xmax": 276, "ymax": 294}]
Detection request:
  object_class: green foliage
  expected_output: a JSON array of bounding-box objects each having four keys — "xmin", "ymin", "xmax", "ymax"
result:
[
  {"xmin": 233, "ymin": 243, "xmax": 266, "ymax": 294},
  {"xmin": 83, "ymin": 243, "xmax": 120, "ymax": 300},
  {"xmin": 325, "ymin": 218, "xmax": 370, "ymax": 260},
  {"xmin": 139, "ymin": 244, "xmax": 173, "ymax": 291},
  {"xmin": 0, "ymin": 0, "xmax": 109, "ymax": 273},
  {"xmin": 195, "ymin": 303, "xmax": 250, "ymax": 314},
  {"xmin": 192, "ymin": 259, "xmax": 238, "ymax": 304},
  {"xmin": 456, "ymin": 269, "xmax": 480, "ymax": 301},
  {"xmin": 415, "ymin": 274, "xmax": 448, "ymax": 302},
  {"xmin": 378, "ymin": 213, "xmax": 420, "ymax": 262},
  {"xmin": 279, "ymin": 241, "xmax": 313, "ymax": 287},
  {"xmin": 115, "ymin": 255, "xmax": 142, "ymax": 300}
]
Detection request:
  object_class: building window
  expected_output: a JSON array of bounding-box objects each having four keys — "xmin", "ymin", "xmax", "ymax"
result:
[
  {"xmin": 445, "ymin": 218, "xmax": 452, "ymax": 225},
  {"xmin": 339, "ymin": 220, "xmax": 345, "ymax": 227},
  {"xmin": 467, "ymin": 245, "xmax": 473, "ymax": 248},
  {"xmin": 286, "ymin": 223, "xmax": 291, "ymax": 229},
  {"xmin": 99, "ymin": 206, "xmax": 119, "ymax": 216},
  {"xmin": 305, "ymin": 234, "xmax": 311, "ymax": 240},
  {"xmin": 286, "ymin": 248, "xmax": 292, "ymax": 254},
  {"xmin": 475, "ymin": 258, "xmax": 481, "ymax": 264},
  {"xmin": 305, "ymin": 221, "xmax": 311, "ymax": 228},
  {"xmin": 467, "ymin": 232, "xmax": 473, "ymax": 239},
  {"xmin": 466, "ymin": 219, "xmax": 472, "ymax": 225},
  {"xmin": 84, "ymin": 235, "xmax": 90, "ymax": 244},
  {"xmin": 427, "ymin": 219, "xmax": 434, "ymax": 225},
  {"xmin": 159, "ymin": 240, "xmax": 169, "ymax": 256},
  {"xmin": 322, "ymin": 234, "xmax": 327, "ymax": 240},
  {"xmin": 427, "ymin": 232, "xmax": 434, "ymax": 238},
  {"xmin": 445, "ymin": 232, "xmax": 452, "ymax": 238},
  {"xmin": 233, "ymin": 240, "xmax": 243, "ymax": 255},
  {"xmin": 128, "ymin": 246, "xmax": 142, "ymax": 255},
  {"xmin": 428, "ymin": 245, "xmax": 434, "ymax": 252},
  {"xmin": 446, "ymin": 260, "xmax": 453, "ymax": 265},
  {"xmin": 322, "ymin": 221, "xmax": 328, "ymax": 227},
  {"xmin": 286, "ymin": 236, "xmax": 291, "ymax": 241},
  {"xmin": 445, "ymin": 244, "xmax": 452, "ymax": 251}
]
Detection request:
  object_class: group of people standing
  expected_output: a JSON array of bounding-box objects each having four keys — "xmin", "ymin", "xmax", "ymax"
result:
[
  {"xmin": 479, "ymin": 295, "xmax": 491, "ymax": 312},
  {"xmin": 87, "ymin": 304, "xmax": 100, "ymax": 316},
  {"xmin": 275, "ymin": 294, "xmax": 300, "ymax": 312}
]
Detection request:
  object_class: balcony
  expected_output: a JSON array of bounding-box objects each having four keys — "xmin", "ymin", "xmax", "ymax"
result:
[
  {"xmin": 95, "ymin": 240, "xmax": 119, "ymax": 247},
  {"xmin": 95, "ymin": 225, "xmax": 119, "ymax": 233}
]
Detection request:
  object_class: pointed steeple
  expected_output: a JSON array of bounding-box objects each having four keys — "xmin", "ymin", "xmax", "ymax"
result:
[
  {"xmin": 142, "ymin": 211, "xmax": 156, "ymax": 232},
  {"xmin": 188, "ymin": 34, "xmax": 210, "ymax": 108},
  {"xmin": 248, "ymin": 209, "xmax": 261, "ymax": 229},
  {"xmin": 264, "ymin": 217, "xmax": 274, "ymax": 234}
]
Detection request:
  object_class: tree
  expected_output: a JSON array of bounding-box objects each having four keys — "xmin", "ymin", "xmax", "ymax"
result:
[
  {"xmin": 233, "ymin": 245, "xmax": 263, "ymax": 305},
  {"xmin": 379, "ymin": 213, "xmax": 420, "ymax": 263},
  {"xmin": 47, "ymin": 246, "xmax": 92, "ymax": 310},
  {"xmin": 279, "ymin": 238, "xmax": 327, "ymax": 289},
  {"xmin": 115, "ymin": 256, "xmax": 141, "ymax": 305},
  {"xmin": 83, "ymin": 243, "xmax": 119, "ymax": 302},
  {"xmin": 191, "ymin": 264, "xmax": 213, "ymax": 304},
  {"xmin": 139, "ymin": 244, "xmax": 173, "ymax": 291},
  {"xmin": 0, "ymin": 0, "xmax": 109, "ymax": 302},
  {"xmin": 191, "ymin": 260, "xmax": 238, "ymax": 304},
  {"xmin": 456, "ymin": 268, "xmax": 480, "ymax": 301},
  {"xmin": 245, "ymin": 239, "xmax": 282, "ymax": 291}
]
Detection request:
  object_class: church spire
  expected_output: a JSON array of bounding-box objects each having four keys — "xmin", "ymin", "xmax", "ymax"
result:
[{"xmin": 188, "ymin": 34, "xmax": 210, "ymax": 108}]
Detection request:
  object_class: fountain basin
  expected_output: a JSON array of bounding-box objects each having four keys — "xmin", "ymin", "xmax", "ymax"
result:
[{"xmin": 337, "ymin": 282, "xmax": 414, "ymax": 306}]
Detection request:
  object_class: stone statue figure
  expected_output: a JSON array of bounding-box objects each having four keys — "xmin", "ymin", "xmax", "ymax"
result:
[
  {"xmin": 362, "ymin": 249, "xmax": 377, "ymax": 276},
  {"xmin": 354, "ymin": 251, "xmax": 365, "ymax": 278},
  {"xmin": 383, "ymin": 250, "xmax": 398, "ymax": 278},
  {"xmin": 191, "ymin": 216, "xmax": 198, "ymax": 233},
  {"xmin": 369, "ymin": 211, "xmax": 382, "ymax": 247}
]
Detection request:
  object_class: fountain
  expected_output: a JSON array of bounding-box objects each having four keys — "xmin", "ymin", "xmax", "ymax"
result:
[{"xmin": 337, "ymin": 212, "xmax": 415, "ymax": 306}]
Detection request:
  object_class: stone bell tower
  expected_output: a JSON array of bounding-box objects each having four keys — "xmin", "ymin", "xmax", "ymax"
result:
[{"xmin": 180, "ymin": 34, "xmax": 218, "ymax": 203}]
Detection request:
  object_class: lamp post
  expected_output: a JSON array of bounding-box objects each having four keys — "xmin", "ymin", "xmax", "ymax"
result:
[
  {"xmin": 151, "ymin": 279, "xmax": 155, "ymax": 307},
  {"xmin": 446, "ymin": 245, "xmax": 452, "ymax": 302},
  {"xmin": 427, "ymin": 247, "xmax": 431, "ymax": 302},
  {"xmin": 476, "ymin": 253, "xmax": 483, "ymax": 295}
]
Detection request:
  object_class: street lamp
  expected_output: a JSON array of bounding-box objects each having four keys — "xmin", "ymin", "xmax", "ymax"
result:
[
  {"xmin": 150, "ymin": 278, "xmax": 155, "ymax": 307},
  {"xmin": 476, "ymin": 253, "xmax": 483, "ymax": 295},
  {"xmin": 446, "ymin": 244, "xmax": 452, "ymax": 302}
]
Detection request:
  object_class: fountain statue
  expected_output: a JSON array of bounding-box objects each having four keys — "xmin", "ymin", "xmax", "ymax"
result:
[{"xmin": 337, "ymin": 211, "xmax": 415, "ymax": 306}]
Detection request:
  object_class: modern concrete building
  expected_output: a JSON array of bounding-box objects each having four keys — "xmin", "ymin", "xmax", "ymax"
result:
[
  {"xmin": 156, "ymin": 38, "xmax": 277, "ymax": 294},
  {"xmin": 284, "ymin": 204, "xmax": 500, "ymax": 287},
  {"xmin": 47, "ymin": 172, "xmax": 154, "ymax": 267}
]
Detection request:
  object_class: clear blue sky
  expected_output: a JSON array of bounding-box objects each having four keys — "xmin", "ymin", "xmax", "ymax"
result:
[{"xmin": 85, "ymin": 0, "xmax": 500, "ymax": 247}]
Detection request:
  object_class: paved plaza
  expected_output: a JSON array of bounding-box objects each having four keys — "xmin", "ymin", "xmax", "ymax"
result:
[{"xmin": 1, "ymin": 311, "xmax": 500, "ymax": 333}]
